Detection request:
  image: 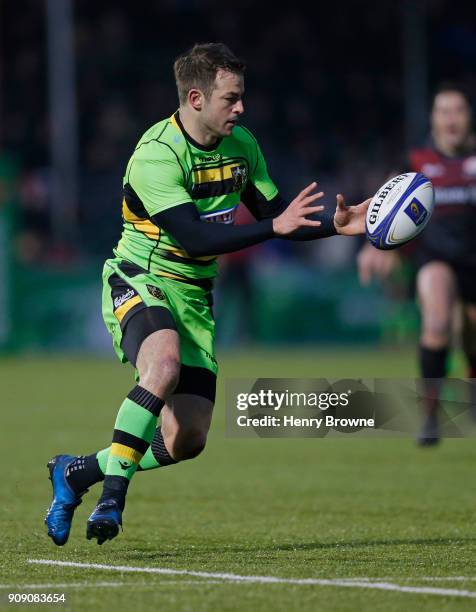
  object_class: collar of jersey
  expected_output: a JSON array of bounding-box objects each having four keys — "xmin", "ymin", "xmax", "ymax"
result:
[{"xmin": 172, "ymin": 111, "xmax": 223, "ymax": 152}]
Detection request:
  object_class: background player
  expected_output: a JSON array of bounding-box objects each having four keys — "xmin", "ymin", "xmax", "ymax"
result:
[
  {"xmin": 358, "ymin": 85, "xmax": 476, "ymax": 444},
  {"xmin": 45, "ymin": 43, "xmax": 370, "ymax": 545}
]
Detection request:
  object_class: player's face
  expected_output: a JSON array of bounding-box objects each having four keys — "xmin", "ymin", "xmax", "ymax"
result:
[
  {"xmin": 431, "ymin": 91, "xmax": 471, "ymax": 151},
  {"xmin": 202, "ymin": 70, "xmax": 245, "ymax": 137}
]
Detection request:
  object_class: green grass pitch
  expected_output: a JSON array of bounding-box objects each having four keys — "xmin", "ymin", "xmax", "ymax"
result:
[{"xmin": 1, "ymin": 348, "xmax": 475, "ymax": 611}]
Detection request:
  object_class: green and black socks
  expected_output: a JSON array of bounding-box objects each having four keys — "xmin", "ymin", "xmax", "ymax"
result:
[
  {"xmin": 66, "ymin": 387, "xmax": 176, "ymax": 504},
  {"xmin": 99, "ymin": 386, "xmax": 164, "ymax": 509}
]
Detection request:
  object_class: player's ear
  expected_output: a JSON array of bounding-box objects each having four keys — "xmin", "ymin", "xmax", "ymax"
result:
[{"xmin": 188, "ymin": 89, "xmax": 203, "ymax": 111}]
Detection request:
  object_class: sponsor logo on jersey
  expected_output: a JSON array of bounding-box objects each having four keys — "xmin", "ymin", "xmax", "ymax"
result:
[
  {"xmin": 113, "ymin": 288, "xmax": 136, "ymax": 309},
  {"xmin": 198, "ymin": 153, "xmax": 222, "ymax": 162},
  {"xmin": 404, "ymin": 197, "xmax": 427, "ymax": 226},
  {"xmin": 200, "ymin": 206, "xmax": 237, "ymax": 224},
  {"xmin": 146, "ymin": 284, "xmax": 165, "ymax": 300}
]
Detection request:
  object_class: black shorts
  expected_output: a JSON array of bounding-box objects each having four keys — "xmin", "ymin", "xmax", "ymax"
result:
[{"xmin": 414, "ymin": 248, "xmax": 476, "ymax": 304}]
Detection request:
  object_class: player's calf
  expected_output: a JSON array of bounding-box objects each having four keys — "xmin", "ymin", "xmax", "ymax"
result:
[
  {"xmin": 159, "ymin": 393, "xmax": 214, "ymax": 462},
  {"xmin": 164, "ymin": 427, "xmax": 208, "ymax": 461}
]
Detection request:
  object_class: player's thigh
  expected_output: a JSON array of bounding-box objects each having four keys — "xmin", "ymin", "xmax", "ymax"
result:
[
  {"xmin": 135, "ymin": 329, "xmax": 181, "ymax": 395},
  {"xmin": 416, "ymin": 261, "xmax": 457, "ymax": 323}
]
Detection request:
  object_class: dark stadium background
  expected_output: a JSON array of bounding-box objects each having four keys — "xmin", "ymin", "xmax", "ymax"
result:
[{"xmin": 0, "ymin": 0, "xmax": 475, "ymax": 352}]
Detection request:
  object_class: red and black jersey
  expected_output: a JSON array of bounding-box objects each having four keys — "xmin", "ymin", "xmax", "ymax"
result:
[{"xmin": 409, "ymin": 144, "xmax": 476, "ymax": 265}]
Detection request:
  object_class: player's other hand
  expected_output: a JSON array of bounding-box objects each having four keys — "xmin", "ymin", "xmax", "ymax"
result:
[
  {"xmin": 272, "ymin": 182, "xmax": 325, "ymax": 236},
  {"xmin": 357, "ymin": 242, "xmax": 400, "ymax": 286},
  {"xmin": 333, "ymin": 194, "xmax": 371, "ymax": 236}
]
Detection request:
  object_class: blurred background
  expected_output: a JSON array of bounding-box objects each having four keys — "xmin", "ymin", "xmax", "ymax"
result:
[{"xmin": 1, "ymin": 0, "xmax": 475, "ymax": 355}]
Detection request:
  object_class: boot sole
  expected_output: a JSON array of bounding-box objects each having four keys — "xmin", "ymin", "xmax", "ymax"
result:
[{"xmin": 86, "ymin": 520, "xmax": 120, "ymax": 545}]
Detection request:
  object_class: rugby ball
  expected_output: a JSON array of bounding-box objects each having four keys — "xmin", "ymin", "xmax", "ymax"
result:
[{"xmin": 365, "ymin": 172, "xmax": 434, "ymax": 250}]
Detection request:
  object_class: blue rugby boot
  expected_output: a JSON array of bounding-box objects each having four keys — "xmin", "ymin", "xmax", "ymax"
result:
[
  {"xmin": 45, "ymin": 454, "xmax": 86, "ymax": 545},
  {"xmin": 86, "ymin": 500, "xmax": 122, "ymax": 545}
]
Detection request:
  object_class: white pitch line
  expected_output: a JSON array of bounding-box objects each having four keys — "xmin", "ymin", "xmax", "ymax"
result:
[
  {"xmin": 27, "ymin": 560, "xmax": 476, "ymax": 599},
  {"xmin": 341, "ymin": 576, "xmax": 476, "ymax": 582},
  {"xmin": 416, "ymin": 577, "xmax": 476, "ymax": 582}
]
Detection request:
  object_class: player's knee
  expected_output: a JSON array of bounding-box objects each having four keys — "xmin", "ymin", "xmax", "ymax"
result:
[
  {"xmin": 421, "ymin": 315, "xmax": 452, "ymax": 346},
  {"xmin": 140, "ymin": 356, "xmax": 181, "ymax": 397},
  {"xmin": 422, "ymin": 314, "xmax": 451, "ymax": 338},
  {"xmin": 161, "ymin": 356, "xmax": 181, "ymax": 390}
]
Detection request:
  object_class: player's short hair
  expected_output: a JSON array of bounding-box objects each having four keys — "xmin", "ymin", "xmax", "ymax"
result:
[
  {"xmin": 432, "ymin": 82, "xmax": 471, "ymax": 107},
  {"xmin": 173, "ymin": 43, "xmax": 246, "ymax": 105}
]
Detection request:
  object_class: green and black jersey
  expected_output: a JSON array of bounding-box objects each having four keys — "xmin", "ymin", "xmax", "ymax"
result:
[{"xmin": 114, "ymin": 111, "xmax": 279, "ymax": 284}]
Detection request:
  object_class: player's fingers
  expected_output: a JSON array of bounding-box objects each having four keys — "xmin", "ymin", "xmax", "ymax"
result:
[
  {"xmin": 298, "ymin": 182, "xmax": 318, "ymax": 198},
  {"xmin": 290, "ymin": 187, "xmax": 321, "ymax": 209},
  {"xmin": 294, "ymin": 193, "xmax": 324, "ymax": 210},
  {"xmin": 300, "ymin": 218, "xmax": 322, "ymax": 227},
  {"xmin": 355, "ymin": 198, "xmax": 371, "ymax": 213},
  {"xmin": 300, "ymin": 205, "xmax": 325, "ymax": 217},
  {"xmin": 301, "ymin": 192, "xmax": 325, "ymax": 206},
  {"xmin": 299, "ymin": 201, "xmax": 324, "ymax": 213},
  {"xmin": 336, "ymin": 194, "xmax": 346, "ymax": 209}
]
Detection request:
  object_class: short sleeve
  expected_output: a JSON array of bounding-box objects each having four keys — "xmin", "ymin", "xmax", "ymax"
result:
[
  {"xmin": 241, "ymin": 136, "xmax": 282, "ymax": 220},
  {"xmin": 127, "ymin": 141, "xmax": 192, "ymax": 216},
  {"xmin": 248, "ymin": 141, "xmax": 279, "ymax": 201}
]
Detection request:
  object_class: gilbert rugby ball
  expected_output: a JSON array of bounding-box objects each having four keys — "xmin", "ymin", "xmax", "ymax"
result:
[{"xmin": 365, "ymin": 172, "xmax": 434, "ymax": 250}]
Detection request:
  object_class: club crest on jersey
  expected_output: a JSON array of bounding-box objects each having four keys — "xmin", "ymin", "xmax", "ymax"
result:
[
  {"xmin": 404, "ymin": 197, "xmax": 427, "ymax": 226},
  {"xmin": 231, "ymin": 165, "xmax": 247, "ymax": 192},
  {"xmin": 146, "ymin": 284, "xmax": 165, "ymax": 300}
]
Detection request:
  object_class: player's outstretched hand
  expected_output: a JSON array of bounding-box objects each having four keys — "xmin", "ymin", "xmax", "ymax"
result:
[
  {"xmin": 272, "ymin": 182, "xmax": 325, "ymax": 236},
  {"xmin": 333, "ymin": 194, "xmax": 371, "ymax": 236},
  {"xmin": 357, "ymin": 242, "xmax": 400, "ymax": 286}
]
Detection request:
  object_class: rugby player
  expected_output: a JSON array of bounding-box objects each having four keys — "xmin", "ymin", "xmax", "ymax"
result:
[
  {"xmin": 358, "ymin": 85, "xmax": 476, "ymax": 444},
  {"xmin": 45, "ymin": 43, "xmax": 369, "ymax": 545}
]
